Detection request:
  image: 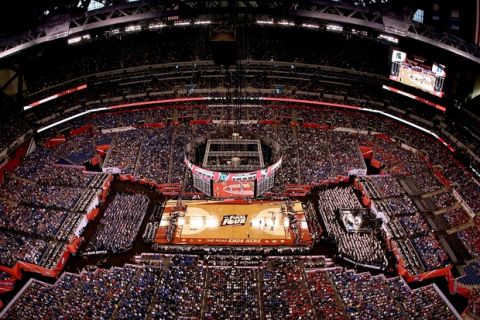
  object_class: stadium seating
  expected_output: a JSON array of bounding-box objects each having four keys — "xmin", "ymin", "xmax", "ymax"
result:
[
  {"xmin": 86, "ymin": 193, "xmax": 149, "ymax": 253},
  {"xmin": 1, "ymin": 255, "xmax": 458, "ymax": 319}
]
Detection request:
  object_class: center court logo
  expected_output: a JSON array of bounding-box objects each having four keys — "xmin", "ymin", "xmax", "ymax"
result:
[{"xmin": 221, "ymin": 215, "xmax": 248, "ymax": 226}]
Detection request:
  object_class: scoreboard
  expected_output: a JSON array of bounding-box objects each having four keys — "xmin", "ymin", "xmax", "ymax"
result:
[{"xmin": 185, "ymin": 157, "xmax": 281, "ymax": 198}]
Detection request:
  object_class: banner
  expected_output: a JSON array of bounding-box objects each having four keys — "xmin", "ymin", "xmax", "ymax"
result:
[{"xmin": 24, "ymin": 84, "xmax": 87, "ymax": 111}]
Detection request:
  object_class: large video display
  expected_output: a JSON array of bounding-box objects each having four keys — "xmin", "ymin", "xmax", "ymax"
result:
[
  {"xmin": 389, "ymin": 50, "xmax": 446, "ymax": 98},
  {"xmin": 185, "ymin": 157, "xmax": 282, "ymax": 198},
  {"xmin": 213, "ymin": 181, "xmax": 255, "ymax": 198}
]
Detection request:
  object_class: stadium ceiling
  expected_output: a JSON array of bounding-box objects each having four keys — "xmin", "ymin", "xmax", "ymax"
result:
[{"xmin": 0, "ymin": 0, "xmax": 479, "ymax": 64}]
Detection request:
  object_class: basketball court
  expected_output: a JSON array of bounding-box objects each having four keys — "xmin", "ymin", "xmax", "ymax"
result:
[
  {"xmin": 397, "ymin": 67, "xmax": 436, "ymax": 93},
  {"xmin": 155, "ymin": 200, "xmax": 312, "ymax": 246}
]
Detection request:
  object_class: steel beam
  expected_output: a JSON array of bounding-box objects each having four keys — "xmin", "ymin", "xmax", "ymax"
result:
[{"xmin": 0, "ymin": 0, "xmax": 478, "ymax": 65}]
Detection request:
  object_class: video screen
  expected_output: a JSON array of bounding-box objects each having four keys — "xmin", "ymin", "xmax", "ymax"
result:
[
  {"xmin": 389, "ymin": 50, "xmax": 446, "ymax": 98},
  {"xmin": 213, "ymin": 180, "xmax": 255, "ymax": 198}
]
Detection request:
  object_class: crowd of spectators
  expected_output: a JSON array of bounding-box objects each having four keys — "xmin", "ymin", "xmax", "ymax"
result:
[
  {"xmin": 463, "ymin": 287, "xmax": 480, "ymax": 319},
  {"xmin": 0, "ymin": 202, "xmax": 69, "ymax": 239},
  {"xmin": 0, "ymin": 178, "xmax": 83, "ymax": 210},
  {"xmin": 93, "ymin": 108, "xmax": 170, "ymax": 129},
  {"xmin": 149, "ymin": 255, "xmax": 205, "ymax": 319},
  {"xmin": 16, "ymin": 163, "xmax": 92, "ymax": 188},
  {"xmin": 0, "ymin": 115, "xmax": 31, "ymax": 155},
  {"xmin": 362, "ymin": 176, "xmax": 404, "ymax": 199},
  {"xmin": 86, "ymin": 193, "xmax": 149, "ymax": 253},
  {"xmin": 117, "ymin": 266, "xmax": 162, "ymax": 319},
  {"xmin": 63, "ymin": 133, "xmax": 95, "ymax": 166},
  {"xmin": 329, "ymin": 131, "xmax": 367, "ymax": 177},
  {"xmin": 1, "ymin": 254, "xmax": 459, "ymax": 319},
  {"xmin": 19, "ymin": 24, "xmax": 395, "ymax": 99},
  {"xmin": 362, "ymin": 172, "xmax": 454, "ymax": 276},
  {"xmin": 330, "ymin": 267, "xmax": 458, "ymax": 319},
  {"xmin": 25, "ymin": 29, "xmax": 208, "ymax": 94},
  {"xmin": 13, "ymin": 146, "xmax": 56, "ymax": 176},
  {"xmin": 318, "ymin": 187, "xmax": 387, "ymax": 268},
  {"xmin": 446, "ymin": 169, "xmax": 480, "ymax": 213},
  {"xmin": 297, "ymin": 129, "xmax": 367, "ymax": 183},
  {"xmin": 411, "ymin": 235, "xmax": 450, "ymax": 271},
  {"xmin": 393, "ymin": 239, "xmax": 429, "ymax": 275},
  {"xmin": 0, "ymin": 144, "xmax": 107, "ymax": 271},
  {"xmin": 205, "ymin": 267, "xmax": 260, "ymax": 319},
  {"xmin": 442, "ymin": 207, "xmax": 471, "ymax": 230},
  {"xmin": 3, "ymin": 266, "xmax": 136, "ymax": 319},
  {"xmin": 371, "ymin": 139, "xmax": 428, "ymax": 177},
  {"xmin": 430, "ymin": 192, "xmax": 458, "ymax": 211},
  {"xmin": 298, "ymin": 130, "xmax": 332, "ymax": 182},
  {"xmin": 262, "ymin": 257, "xmax": 315, "ymax": 319},
  {"xmin": 104, "ymin": 130, "xmax": 142, "ymax": 175},
  {"xmin": 0, "ymin": 230, "xmax": 49, "ymax": 267},
  {"xmin": 329, "ymin": 268, "xmax": 406, "ymax": 319},
  {"xmin": 415, "ymin": 142, "xmax": 480, "ymax": 214},
  {"xmin": 274, "ymin": 125, "xmax": 300, "ymax": 186},
  {"xmin": 100, "ymin": 125, "xmax": 189, "ymax": 185},
  {"xmin": 386, "ymin": 276, "xmax": 458, "ymax": 319},
  {"xmin": 136, "ymin": 128, "xmax": 172, "ymax": 183},
  {"xmin": 0, "ymin": 22, "xmax": 477, "ymax": 208},
  {"xmin": 305, "ymin": 269, "xmax": 347, "ymax": 319},
  {"xmin": 411, "ymin": 170, "xmax": 445, "ymax": 194},
  {"xmin": 457, "ymin": 225, "xmax": 480, "ymax": 259},
  {"xmin": 170, "ymin": 124, "xmax": 191, "ymax": 183},
  {"xmin": 371, "ymin": 139, "xmax": 403, "ymax": 168},
  {"xmin": 31, "ymin": 131, "xmax": 107, "ymax": 176},
  {"xmin": 1, "ymin": 78, "xmax": 479, "ymax": 314},
  {"xmin": 0, "ymin": 270, "xmax": 12, "ymax": 281},
  {"xmin": 10, "ymin": 94, "xmax": 478, "ymax": 211},
  {"xmin": 374, "ymin": 196, "xmax": 417, "ymax": 217},
  {"xmin": 399, "ymin": 213, "xmax": 430, "ymax": 238},
  {"xmin": 1, "ymin": 103, "xmax": 475, "ymax": 280}
]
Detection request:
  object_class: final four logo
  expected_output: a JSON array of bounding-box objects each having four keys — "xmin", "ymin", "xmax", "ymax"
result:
[{"xmin": 221, "ymin": 215, "xmax": 248, "ymax": 226}]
